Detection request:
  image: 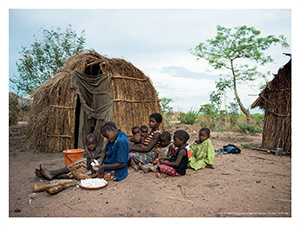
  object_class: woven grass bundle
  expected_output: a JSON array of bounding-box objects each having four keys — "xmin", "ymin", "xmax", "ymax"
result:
[
  {"xmin": 251, "ymin": 59, "xmax": 291, "ymax": 154},
  {"xmin": 27, "ymin": 51, "xmax": 163, "ymax": 153}
]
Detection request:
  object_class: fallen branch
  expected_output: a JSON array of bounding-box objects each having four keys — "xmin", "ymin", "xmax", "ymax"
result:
[
  {"xmin": 166, "ymin": 196, "xmax": 193, "ymax": 203},
  {"xmin": 274, "ymin": 199, "xmax": 291, "ymax": 202},
  {"xmin": 33, "ymin": 180, "xmax": 73, "ymax": 192}
]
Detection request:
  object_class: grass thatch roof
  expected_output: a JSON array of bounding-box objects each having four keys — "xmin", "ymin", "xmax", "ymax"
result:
[
  {"xmin": 251, "ymin": 59, "xmax": 291, "ymax": 154},
  {"xmin": 27, "ymin": 51, "xmax": 163, "ymax": 153}
]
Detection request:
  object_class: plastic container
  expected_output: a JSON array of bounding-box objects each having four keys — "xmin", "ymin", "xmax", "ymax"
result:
[{"xmin": 63, "ymin": 149, "xmax": 84, "ymax": 166}]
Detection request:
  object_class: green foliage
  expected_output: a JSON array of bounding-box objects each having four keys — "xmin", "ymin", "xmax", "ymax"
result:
[
  {"xmin": 241, "ymin": 144, "xmax": 252, "ymax": 149},
  {"xmin": 160, "ymin": 97, "xmax": 173, "ymax": 113},
  {"xmin": 252, "ymin": 113, "xmax": 264, "ymax": 122},
  {"xmin": 190, "ymin": 25, "xmax": 289, "ymax": 122},
  {"xmin": 228, "ymin": 101, "xmax": 239, "ymax": 128},
  {"xmin": 10, "ymin": 25, "xmax": 86, "ymax": 96},
  {"xmin": 9, "ymin": 98, "xmax": 22, "ymax": 126},
  {"xmin": 239, "ymin": 123, "xmax": 262, "ymax": 134},
  {"xmin": 198, "ymin": 104, "xmax": 219, "ymax": 129},
  {"xmin": 178, "ymin": 110, "xmax": 199, "ymax": 125}
]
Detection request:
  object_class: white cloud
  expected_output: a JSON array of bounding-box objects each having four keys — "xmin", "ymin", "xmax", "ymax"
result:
[{"xmin": 8, "ymin": 8, "xmax": 292, "ymax": 114}]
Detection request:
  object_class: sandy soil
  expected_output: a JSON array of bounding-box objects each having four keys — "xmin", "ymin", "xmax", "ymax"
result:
[{"xmin": 8, "ymin": 122, "xmax": 291, "ymax": 218}]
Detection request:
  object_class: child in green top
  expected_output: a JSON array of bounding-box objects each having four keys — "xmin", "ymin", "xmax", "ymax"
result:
[{"xmin": 189, "ymin": 128, "xmax": 215, "ymax": 170}]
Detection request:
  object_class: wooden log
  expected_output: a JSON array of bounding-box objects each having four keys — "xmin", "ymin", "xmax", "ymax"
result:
[{"xmin": 33, "ymin": 180, "xmax": 73, "ymax": 192}]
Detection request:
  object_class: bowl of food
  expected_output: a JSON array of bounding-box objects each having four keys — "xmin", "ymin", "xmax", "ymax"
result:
[{"xmin": 79, "ymin": 178, "xmax": 108, "ymax": 190}]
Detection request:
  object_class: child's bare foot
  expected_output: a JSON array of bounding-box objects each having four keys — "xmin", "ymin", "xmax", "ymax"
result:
[
  {"xmin": 39, "ymin": 164, "xmax": 54, "ymax": 180},
  {"xmin": 150, "ymin": 166, "xmax": 158, "ymax": 172},
  {"xmin": 141, "ymin": 165, "xmax": 151, "ymax": 173},
  {"xmin": 155, "ymin": 173, "xmax": 167, "ymax": 178},
  {"xmin": 130, "ymin": 159, "xmax": 139, "ymax": 171}
]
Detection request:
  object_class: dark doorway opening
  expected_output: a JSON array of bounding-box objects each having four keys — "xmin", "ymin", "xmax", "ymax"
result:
[{"xmin": 74, "ymin": 96, "xmax": 81, "ymax": 148}]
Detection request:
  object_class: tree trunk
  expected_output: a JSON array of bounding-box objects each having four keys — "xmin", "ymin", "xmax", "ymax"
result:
[{"xmin": 231, "ymin": 61, "xmax": 252, "ymax": 124}]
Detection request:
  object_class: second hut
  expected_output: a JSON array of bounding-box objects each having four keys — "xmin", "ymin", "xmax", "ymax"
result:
[{"xmin": 251, "ymin": 58, "xmax": 291, "ymax": 154}]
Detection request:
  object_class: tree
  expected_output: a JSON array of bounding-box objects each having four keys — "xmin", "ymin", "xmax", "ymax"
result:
[
  {"xmin": 191, "ymin": 25, "xmax": 289, "ymax": 123},
  {"xmin": 160, "ymin": 97, "xmax": 173, "ymax": 113},
  {"xmin": 10, "ymin": 24, "xmax": 86, "ymax": 96}
]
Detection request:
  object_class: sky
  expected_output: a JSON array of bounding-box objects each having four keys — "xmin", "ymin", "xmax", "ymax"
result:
[{"xmin": 6, "ymin": 2, "xmax": 294, "ymax": 114}]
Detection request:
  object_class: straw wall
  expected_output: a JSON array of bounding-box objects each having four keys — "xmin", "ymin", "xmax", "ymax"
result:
[
  {"xmin": 252, "ymin": 59, "xmax": 291, "ymax": 154},
  {"xmin": 27, "ymin": 51, "xmax": 163, "ymax": 152}
]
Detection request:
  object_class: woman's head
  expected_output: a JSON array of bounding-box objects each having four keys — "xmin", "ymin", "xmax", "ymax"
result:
[
  {"xmin": 100, "ymin": 122, "xmax": 119, "ymax": 143},
  {"xmin": 149, "ymin": 113, "xmax": 163, "ymax": 129}
]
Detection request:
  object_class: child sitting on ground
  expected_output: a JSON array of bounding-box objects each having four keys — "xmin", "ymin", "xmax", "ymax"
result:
[
  {"xmin": 140, "ymin": 131, "xmax": 174, "ymax": 173},
  {"xmin": 156, "ymin": 130, "xmax": 190, "ymax": 177},
  {"xmin": 37, "ymin": 133, "xmax": 105, "ymax": 180},
  {"xmin": 189, "ymin": 127, "xmax": 215, "ymax": 170},
  {"xmin": 84, "ymin": 133, "xmax": 106, "ymax": 176}
]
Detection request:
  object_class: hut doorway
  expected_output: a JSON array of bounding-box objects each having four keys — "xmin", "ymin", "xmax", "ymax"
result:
[
  {"xmin": 71, "ymin": 70, "xmax": 113, "ymax": 149},
  {"xmin": 74, "ymin": 96, "xmax": 81, "ymax": 148}
]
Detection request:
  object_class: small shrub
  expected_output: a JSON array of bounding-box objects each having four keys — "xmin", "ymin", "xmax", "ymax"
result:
[
  {"xmin": 241, "ymin": 144, "xmax": 252, "ymax": 149},
  {"xmin": 178, "ymin": 110, "xmax": 199, "ymax": 125},
  {"xmin": 239, "ymin": 123, "xmax": 262, "ymax": 134},
  {"xmin": 9, "ymin": 95, "xmax": 22, "ymax": 126}
]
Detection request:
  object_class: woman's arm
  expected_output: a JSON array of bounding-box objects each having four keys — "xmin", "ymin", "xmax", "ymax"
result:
[
  {"xmin": 131, "ymin": 133, "xmax": 160, "ymax": 153},
  {"xmin": 97, "ymin": 162, "xmax": 126, "ymax": 175},
  {"xmin": 160, "ymin": 149, "xmax": 186, "ymax": 167}
]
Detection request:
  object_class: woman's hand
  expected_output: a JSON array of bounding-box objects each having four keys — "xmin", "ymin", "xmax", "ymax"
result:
[{"xmin": 97, "ymin": 165, "xmax": 105, "ymax": 175}]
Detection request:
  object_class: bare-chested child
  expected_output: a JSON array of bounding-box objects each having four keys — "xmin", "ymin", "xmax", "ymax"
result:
[
  {"xmin": 36, "ymin": 133, "xmax": 105, "ymax": 180},
  {"xmin": 129, "ymin": 126, "xmax": 144, "ymax": 148},
  {"xmin": 140, "ymin": 125, "xmax": 149, "ymax": 139}
]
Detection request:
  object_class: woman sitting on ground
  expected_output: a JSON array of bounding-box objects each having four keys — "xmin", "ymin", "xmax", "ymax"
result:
[{"xmin": 128, "ymin": 113, "xmax": 162, "ymax": 171}]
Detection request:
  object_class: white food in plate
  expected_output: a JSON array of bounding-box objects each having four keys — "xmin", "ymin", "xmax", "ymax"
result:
[{"xmin": 80, "ymin": 178, "xmax": 107, "ymax": 188}]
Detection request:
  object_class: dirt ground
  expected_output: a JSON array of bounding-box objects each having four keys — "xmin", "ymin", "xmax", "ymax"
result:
[{"xmin": 8, "ymin": 121, "xmax": 291, "ymax": 219}]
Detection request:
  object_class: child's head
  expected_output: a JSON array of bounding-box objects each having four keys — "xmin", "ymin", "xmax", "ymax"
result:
[
  {"xmin": 140, "ymin": 125, "xmax": 148, "ymax": 137},
  {"xmin": 131, "ymin": 126, "xmax": 141, "ymax": 136},
  {"xmin": 199, "ymin": 127, "xmax": 210, "ymax": 142},
  {"xmin": 159, "ymin": 131, "xmax": 171, "ymax": 147},
  {"xmin": 100, "ymin": 122, "xmax": 119, "ymax": 143},
  {"xmin": 173, "ymin": 130, "xmax": 190, "ymax": 147},
  {"xmin": 133, "ymin": 134, "xmax": 143, "ymax": 144},
  {"xmin": 85, "ymin": 133, "xmax": 98, "ymax": 151},
  {"xmin": 149, "ymin": 113, "xmax": 163, "ymax": 129}
]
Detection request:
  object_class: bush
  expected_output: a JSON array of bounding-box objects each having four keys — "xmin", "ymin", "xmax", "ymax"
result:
[
  {"xmin": 11, "ymin": 25, "xmax": 86, "ymax": 96},
  {"xmin": 239, "ymin": 123, "xmax": 262, "ymax": 134},
  {"xmin": 178, "ymin": 110, "xmax": 199, "ymax": 125},
  {"xmin": 9, "ymin": 93, "xmax": 22, "ymax": 126}
]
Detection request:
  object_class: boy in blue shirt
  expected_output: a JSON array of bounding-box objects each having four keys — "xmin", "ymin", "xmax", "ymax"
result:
[{"xmin": 97, "ymin": 122, "xmax": 129, "ymax": 181}]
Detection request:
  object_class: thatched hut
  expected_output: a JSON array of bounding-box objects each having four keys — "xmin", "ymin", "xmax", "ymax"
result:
[
  {"xmin": 251, "ymin": 58, "xmax": 291, "ymax": 154},
  {"xmin": 27, "ymin": 51, "xmax": 163, "ymax": 152}
]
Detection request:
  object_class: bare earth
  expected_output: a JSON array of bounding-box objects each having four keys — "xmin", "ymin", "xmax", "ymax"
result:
[{"xmin": 9, "ymin": 122, "xmax": 291, "ymax": 218}]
